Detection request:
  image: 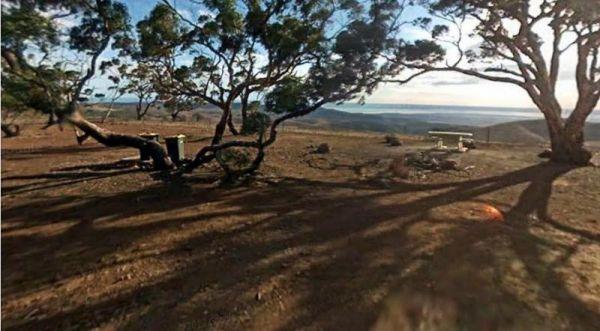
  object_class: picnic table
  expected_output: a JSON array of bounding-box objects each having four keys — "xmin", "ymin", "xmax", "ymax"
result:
[{"xmin": 428, "ymin": 131, "xmax": 473, "ymax": 152}]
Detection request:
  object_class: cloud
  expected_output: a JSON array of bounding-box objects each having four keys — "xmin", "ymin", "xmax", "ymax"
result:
[
  {"xmin": 40, "ymin": 9, "xmax": 78, "ymax": 28},
  {"xmin": 430, "ymin": 77, "xmax": 480, "ymax": 86},
  {"xmin": 177, "ymin": 8, "xmax": 192, "ymax": 21},
  {"xmin": 398, "ymin": 71, "xmax": 480, "ymax": 87},
  {"xmin": 379, "ymin": 2, "xmax": 583, "ymax": 108},
  {"xmin": 399, "ymin": 25, "xmax": 432, "ymax": 41}
]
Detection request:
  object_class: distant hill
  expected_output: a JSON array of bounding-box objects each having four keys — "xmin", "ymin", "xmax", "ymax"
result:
[
  {"xmin": 290, "ymin": 108, "xmax": 459, "ymax": 134},
  {"xmin": 291, "ymin": 108, "xmax": 600, "ymax": 144},
  {"xmin": 470, "ymin": 120, "xmax": 600, "ymax": 144},
  {"xmin": 87, "ymin": 103, "xmax": 600, "ymax": 144}
]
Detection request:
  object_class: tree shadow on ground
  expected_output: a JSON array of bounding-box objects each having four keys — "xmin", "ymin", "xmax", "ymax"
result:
[
  {"xmin": 1, "ymin": 168, "xmax": 140, "ymax": 196},
  {"xmin": 1, "ymin": 145, "xmax": 115, "ymax": 161},
  {"xmin": 2, "ymin": 162, "xmax": 599, "ymax": 330}
]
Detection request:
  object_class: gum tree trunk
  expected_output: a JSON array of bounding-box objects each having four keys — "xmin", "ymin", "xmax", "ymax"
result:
[
  {"xmin": 240, "ymin": 92, "xmax": 249, "ymax": 134},
  {"xmin": 544, "ymin": 107, "xmax": 592, "ymax": 166},
  {"xmin": 227, "ymin": 112, "xmax": 239, "ymax": 135},
  {"xmin": 67, "ymin": 112, "xmax": 174, "ymax": 170},
  {"xmin": 136, "ymin": 99, "xmax": 144, "ymax": 120},
  {"xmin": 548, "ymin": 126, "xmax": 591, "ymax": 165},
  {"xmin": 212, "ymin": 105, "xmax": 231, "ymax": 145}
]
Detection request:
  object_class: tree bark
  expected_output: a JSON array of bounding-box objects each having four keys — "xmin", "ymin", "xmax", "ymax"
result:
[
  {"xmin": 549, "ymin": 130, "xmax": 591, "ymax": 166},
  {"xmin": 545, "ymin": 113, "xmax": 592, "ymax": 166},
  {"xmin": 212, "ymin": 108, "xmax": 230, "ymax": 145},
  {"xmin": 227, "ymin": 112, "xmax": 239, "ymax": 135},
  {"xmin": 67, "ymin": 112, "xmax": 174, "ymax": 170},
  {"xmin": 136, "ymin": 99, "xmax": 154, "ymax": 120},
  {"xmin": 241, "ymin": 107, "xmax": 248, "ymax": 129},
  {"xmin": 136, "ymin": 99, "xmax": 144, "ymax": 120},
  {"xmin": 240, "ymin": 92, "xmax": 249, "ymax": 134}
]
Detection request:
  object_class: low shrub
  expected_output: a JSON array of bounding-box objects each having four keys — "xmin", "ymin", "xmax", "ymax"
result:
[{"xmin": 384, "ymin": 134, "xmax": 402, "ymax": 146}]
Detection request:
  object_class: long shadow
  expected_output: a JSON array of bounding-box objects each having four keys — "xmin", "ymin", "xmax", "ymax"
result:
[
  {"xmin": 503, "ymin": 164, "xmax": 600, "ymax": 328},
  {"xmin": 1, "ymin": 169, "xmax": 140, "ymax": 196},
  {"xmin": 1, "ymin": 145, "xmax": 115, "ymax": 159},
  {"xmin": 506, "ymin": 166, "xmax": 600, "ymax": 241},
  {"xmin": 2, "ymin": 162, "xmax": 598, "ymax": 330},
  {"xmin": 2, "ymin": 174, "xmax": 256, "ymax": 300},
  {"xmin": 272, "ymin": 163, "xmax": 600, "ymax": 329}
]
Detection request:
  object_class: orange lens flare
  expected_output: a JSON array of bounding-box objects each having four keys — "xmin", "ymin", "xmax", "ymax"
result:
[{"xmin": 482, "ymin": 204, "xmax": 504, "ymax": 222}]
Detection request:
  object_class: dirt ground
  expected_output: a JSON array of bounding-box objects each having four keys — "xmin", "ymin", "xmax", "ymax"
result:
[{"xmin": 2, "ymin": 121, "xmax": 600, "ymax": 330}]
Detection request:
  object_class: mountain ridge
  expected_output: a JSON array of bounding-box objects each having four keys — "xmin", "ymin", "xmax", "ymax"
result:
[{"xmin": 292, "ymin": 108, "xmax": 600, "ymax": 144}]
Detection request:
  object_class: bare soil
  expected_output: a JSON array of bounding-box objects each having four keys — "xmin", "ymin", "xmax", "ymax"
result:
[{"xmin": 2, "ymin": 121, "xmax": 600, "ymax": 330}]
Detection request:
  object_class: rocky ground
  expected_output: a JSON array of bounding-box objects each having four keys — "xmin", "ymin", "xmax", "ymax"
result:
[{"xmin": 2, "ymin": 120, "xmax": 599, "ymax": 330}]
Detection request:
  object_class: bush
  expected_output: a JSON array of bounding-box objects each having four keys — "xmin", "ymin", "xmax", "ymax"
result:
[
  {"xmin": 241, "ymin": 112, "xmax": 271, "ymax": 136},
  {"xmin": 215, "ymin": 147, "xmax": 252, "ymax": 173},
  {"xmin": 384, "ymin": 134, "xmax": 402, "ymax": 146},
  {"xmin": 315, "ymin": 143, "xmax": 331, "ymax": 154}
]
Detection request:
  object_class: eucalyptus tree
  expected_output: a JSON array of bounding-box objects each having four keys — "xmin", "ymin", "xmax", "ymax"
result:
[
  {"xmin": 99, "ymin": 64, "xmax": 127, "ymax": 123},
  {"xmin": 120, "ymin": 62, "xmax": 160, "ymax": 120},
  {"xmin": 161, "ymin": 94, "xmax": 199, "ymax": 121},
  {"xmin": 136, "ymin": 0, "xmax": 320, "ymax": 144},
  {"xmin": 137, "ymin": 0, "xmax": 444, "ymax": 176},
  {"xmin": 390, "ymin": 0, "xmax": 600, "ymax": 165},
  {"xmin": 1, "ymin": 0, "xmax": 442, "ymax": 175},
  {"xmin": 1, "ymin": 0, "xmax": 174, "ymax": 169}
]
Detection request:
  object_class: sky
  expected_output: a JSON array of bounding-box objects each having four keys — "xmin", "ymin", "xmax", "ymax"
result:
[{"xmin": 85, "ymin": 0, "xmax": 587, "ymax": 110}]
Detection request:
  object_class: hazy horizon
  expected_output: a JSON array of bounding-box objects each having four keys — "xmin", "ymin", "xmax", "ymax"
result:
[
  {"xmin": 109, "ymin": 98, "xmax": 600, "ymax": 121},
  {"xmin": 103, "ymin": 99, "xmax": 600, "ymax": 127}
]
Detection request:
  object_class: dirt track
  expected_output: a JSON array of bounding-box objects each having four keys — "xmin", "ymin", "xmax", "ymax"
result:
[{"xmin": 2, "ymin": 121, "xmax": 600, "ymax": 330}]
